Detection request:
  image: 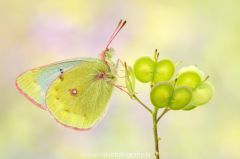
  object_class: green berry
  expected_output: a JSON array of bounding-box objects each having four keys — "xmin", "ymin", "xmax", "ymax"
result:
[
  {"xmin": 182, "ymin": 103, "xmax": 197, "ymax": 111},
  {"xmin": 154, "ymin": 58, "xmax": 175, "ymax": 83},
  {"xmin": 169, "ymin": 86, "xmax": 193, "ymax": 110},
  {"xmin": 150, "ymin": 82, "xmax": 173, "ymax": 108},
  {"xmin": 191, "ymin": 82, "xmax": 214, "ymax": 106},
  {"xmin": 133, "ymin": 56, "xmax": 175, "ymax": 84},
  {"xmin": 176, "ymin": 70, "xmax": 202, "ymax": 90},
  {"xmin": 133, "ymin": 56, "xmax": 155, "ymax": 83},
  {"xmin": 196, "ymin": 70, "xmax": 205, "ymax": 79}
]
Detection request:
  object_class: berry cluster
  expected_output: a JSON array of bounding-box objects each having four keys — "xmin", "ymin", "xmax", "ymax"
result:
[{"xmin": 125, "ymin": 50, "xmax": 214, "ymax": 111}]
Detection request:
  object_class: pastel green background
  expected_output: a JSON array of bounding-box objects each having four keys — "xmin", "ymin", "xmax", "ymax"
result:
[{"xmin": 1, "ymin": 0, "xmax": 240, "ymax": 159}]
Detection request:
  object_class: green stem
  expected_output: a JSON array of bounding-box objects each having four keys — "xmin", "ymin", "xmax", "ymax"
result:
[
  {"xmin": 152, "ymin": 107, "xmax": 159, "ymax": 159},
  {"xmin": 133, "ymin": 94, "xmax": 152, "ymax": 113},
  {"xmin": 202, "ymin": 75, "xmax": 210, "ymax": 83},
  {"xmin": 157, "ymin": 107, "xmax": 170, "ymax": 123},
  {"xmin": 152, "ymin": 107, "xmax": 170, "ymax": 159},
  {"xmin": 133, "ymin": 91, "xmax": 169, "ymax": 159}
]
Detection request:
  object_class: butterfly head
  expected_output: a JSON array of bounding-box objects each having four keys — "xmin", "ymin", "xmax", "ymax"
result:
[
  {"xmin": 105, "ymin": 47, "xmax": 115, "ymax": 59},
  {"xmin": 103, "ymin": 48, "xmax": 118, "ymax": 69},
  {"xmin": 98, "ymin": 48, "xmax": 114, "ymax": 62}
]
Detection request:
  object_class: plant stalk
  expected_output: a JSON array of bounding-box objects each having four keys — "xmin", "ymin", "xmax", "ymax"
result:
[
  {"xmin": 157, "ymin": 107, "xmax": 170, "ymax": 123},
  {"xmin": 152, "ymin": 107, "xmax": 159, "ymax": 159},
  {"xmin": 133, "ymin": 94, "xmax": 152, "ymax": 113},
  {"xmin": 133, "ymin": 94, "xmax": 170, "ymax": 159}
]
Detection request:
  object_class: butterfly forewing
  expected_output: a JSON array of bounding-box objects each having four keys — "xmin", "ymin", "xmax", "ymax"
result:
[
  {"xmin": 15, "ymin": 57, "xmax": 100, "ymax": 110},
  {"xmin": 46, "ymin": 61, "xmax": 114, "ymax": 131}
]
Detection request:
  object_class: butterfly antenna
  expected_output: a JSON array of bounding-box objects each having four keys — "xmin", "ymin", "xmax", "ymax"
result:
[
  {"xmin": 106, "ymin": 20, "xmax": 127, "ymax": 50},
  {"xmin": 107, "ymin": 20, "xmax": 122, "ymax": 47}
]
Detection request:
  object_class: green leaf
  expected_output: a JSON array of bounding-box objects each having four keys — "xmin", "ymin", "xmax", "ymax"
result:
[{"xmin": 125, "ymin": 66, "xmax": 135, "ymax": 98}]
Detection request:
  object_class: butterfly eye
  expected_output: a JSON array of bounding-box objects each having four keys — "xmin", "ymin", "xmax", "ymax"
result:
[{"xmin": 105, "ymin": 51, "xmax": 112, "ymax": 58}]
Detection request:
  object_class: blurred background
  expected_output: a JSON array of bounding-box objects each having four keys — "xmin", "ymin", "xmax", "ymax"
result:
[{"xmin": 1, "ymin": 0, "xmax": 240, "ymax": 159}]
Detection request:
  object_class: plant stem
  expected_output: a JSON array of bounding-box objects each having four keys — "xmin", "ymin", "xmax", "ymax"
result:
[
  {"xmin": 157, "ymin": 107, "xmax": 170, "ymax": 123},
  {"xmin": 133, "ymin": 93, "xmax": 170, "ymax": 158},
  {"xmin": 152, "ymin": 107, "xmax": 159, "ymax": 159},
  {"xmin": 152, "ymin": 107, "xmax": 170, "ymax": 159},
  {"xmin": 133, "ymin": 94, "xmax": 152, "ymax": 113}
]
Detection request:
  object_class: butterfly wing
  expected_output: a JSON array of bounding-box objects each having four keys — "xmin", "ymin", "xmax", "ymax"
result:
[
  {"xmin": 45, "ymin": 61, "xmax": 115, "ymax": 131},
  {"xmin": 16, "ymin": 57, "xmax": 100, "ymax": 110}
]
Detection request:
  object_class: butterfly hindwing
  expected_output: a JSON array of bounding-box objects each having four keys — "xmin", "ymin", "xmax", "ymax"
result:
[
  {"xmin": 15, "ymin": 57, "xmax": 100, "ymax": 110},
  {"xmin": 45, "ymin": 61, "xmax": 114, "ymax": 131}
]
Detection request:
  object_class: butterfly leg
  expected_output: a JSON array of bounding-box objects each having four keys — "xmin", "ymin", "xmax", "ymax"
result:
[
  {"xmin": 111, "ymin": 81, "xmax": 135, "ymax": 99},
  {"xmin": 116, "ymin": 59, "xmax": 125, "ymax": 67},
  {"xmin": 107, "ymin": 62, "xmax": 126, "ymax": 78},
  {"xmin": 115, "ymin": 85, "xmax": 127, "ymax": 88},
  {"xmin": 116, "ymin": 59, "xmax": 132, "ymax": 69},
  {"xmin": 115, "ymin": 84, "xmax": 138, "ymax": 94}
]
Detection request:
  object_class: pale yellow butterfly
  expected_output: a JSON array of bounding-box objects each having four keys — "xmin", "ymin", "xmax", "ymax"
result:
[{"xmin": 16, "ymin": 20, "xmax": 127, "ymax": 131}]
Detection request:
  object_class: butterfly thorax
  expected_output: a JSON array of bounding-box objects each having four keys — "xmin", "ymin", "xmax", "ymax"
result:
[
  {"xmin": 97, "ymin": 48, "xmax": 118, "ymax": 84},
  {"xmin": 101, "ymin": 58, "xmax": 117, "ymax": 83}
]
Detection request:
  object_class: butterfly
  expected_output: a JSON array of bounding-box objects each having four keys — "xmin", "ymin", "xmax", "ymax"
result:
[{"xmin": 15, "ymin": 20, "xmax": 127, "ymax": 131}]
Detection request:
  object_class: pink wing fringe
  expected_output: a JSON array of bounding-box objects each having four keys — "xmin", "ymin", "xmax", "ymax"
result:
[
  {"xmin": 15, "ymin": 57, "xmax": 86, "ymax": 110},
  {"xmin": 47, "ymin": 108, "xmax": 107, "ymax": 131},
  {"xmin": 15, "ymin": 71, "xmax": 46, "ymax": 110}
]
